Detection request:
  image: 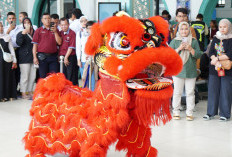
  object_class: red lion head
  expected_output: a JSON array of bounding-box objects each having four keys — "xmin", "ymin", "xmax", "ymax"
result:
[{"xmin": 85, "ymin": 13, "xmax": 183, "ymax": 126}]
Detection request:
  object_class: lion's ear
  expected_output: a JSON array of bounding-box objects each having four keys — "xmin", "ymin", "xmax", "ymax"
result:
[
  {"xmin": 85, "ymin": 23, "xmax": 103, "ymax": 55},
  {"xmin": 148, "ymin": 16, "xmax": 169, "ymax": 44}
]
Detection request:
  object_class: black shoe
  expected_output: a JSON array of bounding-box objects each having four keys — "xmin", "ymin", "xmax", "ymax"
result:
[
  {"xmin": 219, "ymin": 117, "xmax": 228, "ymax": 122},
  {"xmin": 203, "ymin": 114, "xmax": 214, "ymax": 121}
]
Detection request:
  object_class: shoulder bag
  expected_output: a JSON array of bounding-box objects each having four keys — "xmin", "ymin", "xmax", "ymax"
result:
[{"xmin": 0, "ymin": 43, "xmax": 13, "ymax": 63}]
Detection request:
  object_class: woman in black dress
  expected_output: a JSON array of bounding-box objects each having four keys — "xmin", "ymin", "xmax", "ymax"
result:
[{"xmin": 0, "ymin": 22, "xmax": 17, "ymax": 101}]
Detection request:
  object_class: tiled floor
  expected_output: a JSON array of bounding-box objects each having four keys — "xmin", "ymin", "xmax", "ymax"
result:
[{"xmin": 0, "ymin": 99, "xmax": 231, "ymax": 157}]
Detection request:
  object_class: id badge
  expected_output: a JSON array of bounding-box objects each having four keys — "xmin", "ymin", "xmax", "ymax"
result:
[{"xmin": 218, "ymin": 69, "xmax": 225, "ymax": 76}]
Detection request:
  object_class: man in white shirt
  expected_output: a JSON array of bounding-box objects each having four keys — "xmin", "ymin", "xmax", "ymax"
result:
[
  {"xmin": 4, "ymin": 12, "xmax": 21, "ymax": 48},
  {"xmin": 4, "ymin": 12, "xmax": 22, "ymax": 93},
  {"xmin": 18, "ymin": 12, "xmax": 38, "ymax": 31},
  {"xmin": 69, "ymin": 8, "xmax": 83, "ymax": 33}
]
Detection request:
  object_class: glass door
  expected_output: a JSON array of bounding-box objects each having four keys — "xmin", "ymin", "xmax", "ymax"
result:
[{"xmin": 64, "ymin": 0, "xmax": 76, "ymax": 18}]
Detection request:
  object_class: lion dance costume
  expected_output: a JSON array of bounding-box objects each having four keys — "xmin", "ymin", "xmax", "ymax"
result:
[{"xmin": 23, "ymin": 12, "xmax": 182, "ymax": 157}]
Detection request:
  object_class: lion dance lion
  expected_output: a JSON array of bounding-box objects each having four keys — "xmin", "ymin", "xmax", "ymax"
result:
[{"xmin": 23, "ymin": 12, "xmax": 182, "ymax": 157}]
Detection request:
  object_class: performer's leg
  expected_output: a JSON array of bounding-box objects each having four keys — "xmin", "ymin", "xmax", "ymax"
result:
[{"xmin": 116, "ymin": 120, "xmax": 158, "ymax": 157}]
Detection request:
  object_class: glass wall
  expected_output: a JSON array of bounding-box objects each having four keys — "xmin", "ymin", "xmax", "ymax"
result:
[
  {"xmin": 153, "ymin": 0, "xmax": 166, "ymax": 16},
  {"xmin": 37, "ymin": 0, "xmax": 76, "ymax": 26}
]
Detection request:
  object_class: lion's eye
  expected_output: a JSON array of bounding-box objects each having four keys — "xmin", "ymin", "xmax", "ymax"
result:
[
  {"xmin": 120, "ymin": 36, "xmax": 130, "ymax": 47},
  {"xmin": 109, "ymin": 32, "xmax": 131, "ymax": 51}
]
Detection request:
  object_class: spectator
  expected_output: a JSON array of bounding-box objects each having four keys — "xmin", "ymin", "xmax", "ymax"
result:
[
  {"xmin": 19, "ymin": 12, "xmax": 28, "ymax": 25},
  {"xmin": 161, "ymin": 10, "xmax": 172, "ymax": 43},
  {"xmin": 18, "ymin": 12, "xmax": 38, "ymax": 34},
  {"xmin": 170, "ymin": 22, "xmax": 203, "ymax": 121},
  {"xmin": 16, "ymin": 18, "xmax": 36, "ymax": 99},
  {"xmin": 81, "ymin": 21, "xmax": 98, "ymax": 90},
  {"xmin": 4, "ymin": 12, "xmax": 21, "ymax": 93},
  {"xmin": 51, "ymin": 14, "xmax": 61, "ymax": 31},
  {"xmin": 199, "ymin": 41, "xmax": 211, "ymax": 80},
  {"xmin": 0, "ymin": 21, "xmax": 17, "ymax": 101},
  {"xmin": 191, "ymin": 14, "xmax": 209, "ymax": 51},
  {"xmin": 76, "ymin": 18, "xmax": 97, "ymax": 90},
  {"xmin": 161, "ymin": 10, "xmax": 169, "ymax": 20},
  {"xmin": 4, "ymin": 12, "xmax": 21, "ymax": 48},
  {"xmin": 76, "ymin": 16, "xmax": 88, "ymax": 76},
  {"xmin": 168, "ymin": 14, "xmax": 172, "ymax": 22},
  {"xmin": 32, "ymin": 13, "xmax": 62, "ymax": 78},
  {"xmin": 172, "ymin": 8, "xmax": 196, "ymax": 40},
  {"xmin": 69, "ymin": 8, "xmax": 83, "ymax": 33},
  {"xmin": 203, "ymin": 19, "xmax": 232, "ymax": 121},
  {"xmin": 209, "ymin": 20, "xmax": 218, "ymax": 41},
  {"xmin": 59, "ymin": 17, "xmax": 78, "ymax": 85}
]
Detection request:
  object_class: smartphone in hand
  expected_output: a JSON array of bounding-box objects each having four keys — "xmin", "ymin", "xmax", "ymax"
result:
[
  {"xmin": 10, "ymin": 21, "xmax": 16, "ymax": 26},
  {"xmin": 182, "ymin": 37, "xmax": 188, "ymax": 43},
  {"xmin": 50, "ymin": 22, "xmax": 55, "ymax": 28}
]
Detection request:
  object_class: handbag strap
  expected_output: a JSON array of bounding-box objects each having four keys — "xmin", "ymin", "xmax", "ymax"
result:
[
  {"xmin": 0, "ymin": 43, "xmax": 5, "ymax": 53},
  {"xmin": 26, "ymin": 33, "xmax": 33, "ymax": 40}
]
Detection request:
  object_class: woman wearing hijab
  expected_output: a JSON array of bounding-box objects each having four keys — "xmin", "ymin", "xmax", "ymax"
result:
[
  {"xmin": 170, "ymin": 21, "xmax": 203, "ymax": 121},
  {"xmin": 76, "ymin": 16, "xmax": 96, "ymax": 91},
  {"xmin": 76, "ymin": 16, "xmax": 88, "ymax": 76},
  {"xmin": 203, "ymin": 19, "xmax": 232, "ymax": 121},
  {"xmin": 0, "ymin": 21, "xmax": 17, "ymax": 102},
  {"xmin": 16, "ymin": 18, "xmax": 36, "ymax": 99}
]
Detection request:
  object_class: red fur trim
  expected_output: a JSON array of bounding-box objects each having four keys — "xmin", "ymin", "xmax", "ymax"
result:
[
  {"xmin": 118, "ymin": 47, "xmax": 183, "ymax": 82},
  {"xmin": 149, "ymin": 16, "xmax": 169, "ymax": 44},
  {"xmin": 85, "ymin": 23, "xmax": 103, "ymax": 55},
  {"xmin": 103, "ymin": 56, "xmax": 123, "ymax": 76},
  {"xmin": 101, "ymin": 16, "xmax": 144, "ymax": 54},
  {"xmin": 134, "ymin": 86, "xmax": 173, "ymax": 126},
  {"xmin": 116, "ymin": 120, "xmax": 153, "ymax": 157},
  {"xmin": 146, "ymin": 147, "xmax": 158, "ymax": 157},
  {"xmin": 24, "ymin": 74, "xmax": 131, "ymax": 156}
]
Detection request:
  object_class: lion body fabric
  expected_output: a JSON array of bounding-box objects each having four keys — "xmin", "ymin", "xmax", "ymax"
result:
[{"xmin": 24, "ymin": 14, "xmax": 182, "ymax": 157}]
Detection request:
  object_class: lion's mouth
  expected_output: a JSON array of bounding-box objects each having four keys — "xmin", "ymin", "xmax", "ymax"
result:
[{"xmin": 126, "ymin": 63, "xmax": 173, "ymax": 91}]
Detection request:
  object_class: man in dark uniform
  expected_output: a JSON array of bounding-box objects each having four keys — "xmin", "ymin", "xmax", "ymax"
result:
[
  {"xmin": 32, "ymin": 13, "xmax": 62, "ymax": 78},
  {"xmin": 191, "ymin": 14, "xmax": 209, "ymax": 51},
  {"xmin": 59, "ymin": 17, "xmax": 78, "ymax": 85}
]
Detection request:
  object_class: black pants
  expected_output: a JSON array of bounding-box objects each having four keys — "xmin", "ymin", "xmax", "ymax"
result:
[
  {"xmin": 63, "ymin": 55, "xmax": 79, "ymax": 85},
  {"xmin": 15, "ymin": 48, "xmax": 20, "ymax": 90},
  {"xmin": 207, "ymin": 75, "xmax": 232, "ymax": 118},
  {"xmin": 38, "ymin": 53, "xmax": 59, "ymax": 78},
  {"xmin": 0, "ymin": 60, "xmax": 17, "ymax": 99}
]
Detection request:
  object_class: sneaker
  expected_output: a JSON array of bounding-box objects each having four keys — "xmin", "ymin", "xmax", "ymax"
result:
[
  {"xmin": 186, "ymin": 116, "xmax": 194, "ymax": 121},
  {"xmin": 219, "ymin": 117, "xmax": 228, "ymax": 122},
  {"xmin": 203, "ymin": 114, "xmax": 214, "ymax": 121},
  {"xmin": 173, "ymin": 115, "xmax": 181, "ymax": 120}
]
